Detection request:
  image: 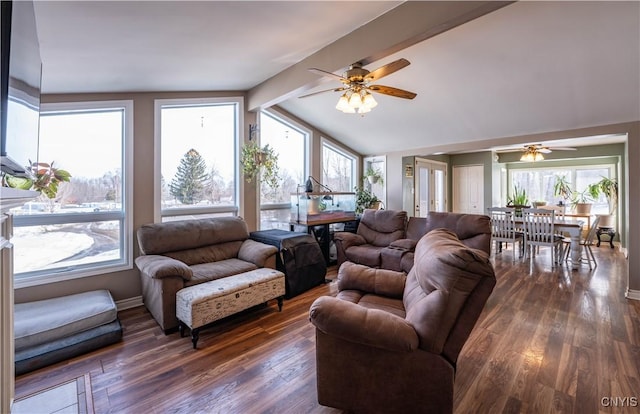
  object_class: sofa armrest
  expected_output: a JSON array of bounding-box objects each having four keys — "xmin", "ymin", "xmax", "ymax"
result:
[
  {"xmin": 309, "ymin": 296, "xmax": 418, "ymax": 352},
  {"xmin": 389, "ymin": 238, "xmax": 417, "ymax": 252},
  {"xmin": 333, "ymin": 232, "xmax": 366, "ymax": 250},
  {"xmin": 135, "ymin": 255, "xmax": 193, "ymax": 281},
  {"xmin": 338, "ymin": 261, "xmax": 406, "ymax": 298},
  {"xmin": 238, "ymin": 239, "xmax": 278, "ymax": 268}
]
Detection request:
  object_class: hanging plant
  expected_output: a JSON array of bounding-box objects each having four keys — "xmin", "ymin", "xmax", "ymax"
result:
[
  {"xmin": 2, "ymin": 160, "xmax": 71, "ymax": 199},
  {"xmin": 240, "ymin": 141, "xmax": 280, "ymax": 189},
  {"xmin": 363, "ymin": 166, "xmax": 384, "ymax": 185}
]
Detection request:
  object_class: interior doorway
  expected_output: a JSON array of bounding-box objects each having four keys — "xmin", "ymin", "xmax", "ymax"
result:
[{"xmin": 414, "ymin": 158, "xmax": 447, "ymax": 217}]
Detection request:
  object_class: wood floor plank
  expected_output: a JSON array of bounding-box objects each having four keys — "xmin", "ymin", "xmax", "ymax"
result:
[{"xmin": 15, "ymin": 245, "xmax": 636, "ymax": 413}]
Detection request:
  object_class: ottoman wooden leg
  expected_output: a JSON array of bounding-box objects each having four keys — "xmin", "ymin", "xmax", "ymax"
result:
[
  {"xmin": 178, "ymin": 321, "xmax": 186, "ymax": 338},
  {"xmin": 277, "ymin": 296, "xmax": 284, "ymax": 311},
  {"xmin": 191, "ymin": 328, "xmax": 200, "ymax": 349}
]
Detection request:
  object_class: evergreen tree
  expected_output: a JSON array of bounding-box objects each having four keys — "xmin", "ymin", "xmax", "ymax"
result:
[{"xmin": 170, "ymin": 149, "xmax": 208, "ymax": 204}]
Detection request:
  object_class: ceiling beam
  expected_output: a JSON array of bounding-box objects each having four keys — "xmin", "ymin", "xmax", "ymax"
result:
[{"xmin": 247, "ymin": 1, "xmax": 514, "ymax": 111}]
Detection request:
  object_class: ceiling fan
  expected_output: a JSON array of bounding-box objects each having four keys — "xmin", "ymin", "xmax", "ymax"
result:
[
  {"xmin": 498, "ymin": 144, "xmax": 577, "ymax": 162},
  {"xmin": 299, "ymin": 58, "xmax": 417, "ymax": 114}
]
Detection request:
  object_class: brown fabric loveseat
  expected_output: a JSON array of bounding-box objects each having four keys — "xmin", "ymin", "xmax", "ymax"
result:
[
  {"xmin": 383, "ymin": 211, "xmax": 492, "ymax": 273},
  {"xmin": 135, "ymin": 217, "xmax": 278, "ymax": 332},
  {"xmin": 309, "ymin": 228, "xmax": 496, "ymax": 413}
]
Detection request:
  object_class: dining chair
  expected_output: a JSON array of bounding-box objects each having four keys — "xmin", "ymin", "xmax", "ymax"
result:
[
  {"xmin": 487, "ymin": 207, "xmax": 524, "ymax": 261},
  {"xmin": 562, "ymin": 215, "xmax": 600, "ymax": 269},
  {"xmin": 522, "ymin": 207, "xmax": 564, "ymax": 267},
  {"xmin": 537, "ymin": 204, "xmax": 566, "ymax": 219}
]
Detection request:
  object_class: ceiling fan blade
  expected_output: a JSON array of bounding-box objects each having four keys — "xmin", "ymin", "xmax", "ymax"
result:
[
  {"xmin": 368, "ymin": 84, "xmax": 417, "ymax": 100},
  {"xmin": 298, "ymin": 87, "xmax": 346, "ymax": 99},
  {"xmin": 548, "ymin": 147, "xmax": 577, "ymax": 151},
  {"xmin": 538, "ymin": 148, "xmax": 552, "ymax": 154},
  {"xmin": 364, "ymin": 58, "xmax": 410, "ymax": 82},
  {"xmin": 308, "ymin": 68, "xmax": 346, "ymax": 82}
]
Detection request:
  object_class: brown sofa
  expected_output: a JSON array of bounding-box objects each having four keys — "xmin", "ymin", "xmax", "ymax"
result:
[
  {"xmin": 135, "ymin": 217, "xmax": 278, "ymax": 332},
  {"xmin": 385, "ymin": 212, "xmax": 492, "ymax": 273},
  {"xmin": 333, "ymin": 209, "xmax": 407, "ymax": 268},
  {"xmin": 309, "ymin": 228, "xmax": 496, "ymax": 413}
]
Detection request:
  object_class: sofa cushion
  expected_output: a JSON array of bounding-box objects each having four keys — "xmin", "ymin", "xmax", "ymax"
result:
[
  {"xmin": 357, "ymin": 209, "xmax": 407, "ymax": 246},
  {"xmin": 15, "ymin": 290, "xmax": 118, "ymax": 351},
  {"xmin": 137, "ymin": 217, "xmax": 249, "ymax": 255},
  {"xmin": 186, "ymin": 258, "xmax": 258, "ymax": 285},
  {"xmin": 165, "ymin": 241, "xmax": 244, "ymax": 266},
  {"xmin": 342, "ymin": 244, "xmax": 383, "ymax": 268},
  {"xmin": 403, "ymin": 229, "xmax": 494, "ymax": 353}
]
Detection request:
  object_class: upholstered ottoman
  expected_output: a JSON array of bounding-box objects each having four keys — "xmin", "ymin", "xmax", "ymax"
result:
[
  {"xmin": 176, "ymin": 268, "xmax": 285, "ymax": 348},
  {"xmin": 14, "ymin": 290, "xmax": 122, "ymax": 375}
]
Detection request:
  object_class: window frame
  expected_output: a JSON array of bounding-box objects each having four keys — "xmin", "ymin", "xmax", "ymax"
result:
[
  {"xmin": 257, "ymin": 109, "xmax": 310, "ymax": 230},
  {"xmin": 321, "ymin": 137, "xmax": 359, "ymax": 192},
  {"xmin": 508, "ymin": 162, "xmax": 617, "ymax": 214},
  {"xmin": 13, "ymin": 100, "xmax": 134, "ymax": 288},
  {"xmin": 154, "ymin": 97, "xmax": 243, "ymax": 222}
]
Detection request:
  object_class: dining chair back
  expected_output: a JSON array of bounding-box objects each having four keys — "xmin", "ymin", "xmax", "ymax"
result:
[
  {"xmin": 487, "ymin": 207, "xmax": 524, "ymax": 261},
  {"xmin": 563, "ymin": 215, "xmax": 600, "ymax": 269},
  {"xmin": 537, "ymin": 204, "xmax": 566, "ymax": 219},
  {"xmin": 522, "ymin": 207, "xmax": 564, "ymax": 267}
]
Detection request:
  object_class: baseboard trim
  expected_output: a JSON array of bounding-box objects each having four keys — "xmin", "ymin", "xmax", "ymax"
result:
[
  {"xmin": 625, "ymin": 289, "xmax": 640, "ymax": 301},
  {"xmin": 116, "ymin": 296, "xmax": 143, "ymax": 311}
]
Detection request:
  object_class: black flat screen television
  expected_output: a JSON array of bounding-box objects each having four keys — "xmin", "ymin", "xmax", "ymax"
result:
[{"xmin": 1, "ymin": 0, "xmax": 41, "ymax": 177}]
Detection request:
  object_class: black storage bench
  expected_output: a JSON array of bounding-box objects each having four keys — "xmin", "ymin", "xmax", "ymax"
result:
[{"xmin": 250, "ymin": 229, "xmax": 326, "ymax": 298}]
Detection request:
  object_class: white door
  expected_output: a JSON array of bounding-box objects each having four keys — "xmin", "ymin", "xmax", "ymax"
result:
[
  {"xmin": 453, "ymin": 165, "xmax": 484, "ymax": 214},
  {"xmin": 414, "ymin": 158, "xmax": 447, "ymax": 217}
]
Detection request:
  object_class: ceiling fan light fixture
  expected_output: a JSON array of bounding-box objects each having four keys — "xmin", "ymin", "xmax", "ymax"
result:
[
  {"xmin": 335, "ymin": 94, "xmax": 350, "ymax": 112},
  {"xmin": 362, "ymin": 92, "xmax": 377, "ymax": 109},
  {"xmin": 520, "ymin": 150, "xmax": 544, "ymax": 162},
  {"xmin": 348, "ymin": 92, "xmax": 362, "ymax": 108}
]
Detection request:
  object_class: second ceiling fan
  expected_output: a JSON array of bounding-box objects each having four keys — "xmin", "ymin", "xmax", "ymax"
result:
[
  {"xmin": 500, "ymin": 144, "xmax": 577, "ymax": 162},
  {"xmin": 299, "ymin": 58, "xmax": 417, "ymax": 114}
]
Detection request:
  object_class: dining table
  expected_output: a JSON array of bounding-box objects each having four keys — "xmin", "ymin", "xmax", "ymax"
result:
[{"xmin": 514, "ymin": 217, "xmax": 585, "ymax": 269}]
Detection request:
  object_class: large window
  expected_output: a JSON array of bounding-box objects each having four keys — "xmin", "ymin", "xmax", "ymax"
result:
[
  {"xmin": 510, "ymin": 165, "xmax": 614, "ymax": 215},
  {"xmin": 322, "ymin": 139, "xmax": 357, "ymax": 192},
  {"xmin": 156, "ymin": 98, "xmax": 240, "ymax": 221},
  {"xmin": 259, "ymin": 111, "xmax": 308, "ymax": 230},
  {"xmin": 12, "ymin": 101, "xmax": 133, "ymax": 287}
]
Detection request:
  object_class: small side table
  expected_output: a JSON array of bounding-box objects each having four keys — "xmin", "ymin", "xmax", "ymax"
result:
[{"xmin": 596, "ymin": 226, "xmax": 616, "ymax": 248}]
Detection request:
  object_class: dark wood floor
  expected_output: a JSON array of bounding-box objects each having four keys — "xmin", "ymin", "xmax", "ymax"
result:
[{"xmin": 15, "ymin": 245, "xmax": 640, "ymax": 413}]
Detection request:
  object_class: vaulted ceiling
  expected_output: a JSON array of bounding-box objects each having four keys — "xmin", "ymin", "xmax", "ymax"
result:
[{"xmin": 34, "ymin": 1, "xmax": 640, "ymax": 156}]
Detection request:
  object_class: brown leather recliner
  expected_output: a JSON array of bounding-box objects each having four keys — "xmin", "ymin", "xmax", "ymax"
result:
[
  {"xmin": 333, "ymin": 209, "xmax": 407, "ymax": 268},
  {"xmin": 382, "ymin": 212, "xmax": 491, "ymax": 273},
  {"xmin": 310, "ymin": 228, "xmax": 496, "ymax": 414}
]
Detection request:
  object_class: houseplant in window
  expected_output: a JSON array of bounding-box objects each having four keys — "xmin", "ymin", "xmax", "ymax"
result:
[
  {"xmin": 553, "ymin": 174, "xmax": 573, "ymax": 207},
  {"xmin": 3, "ymin": 160, "xmax": 71, "ymax": 199},
  {"xmin": 596, "ymin": 176, "xmax": 618, "ymax": 227},
  {"xmin": 506, "ymin": 185, "xmax": 529, "ymax": 216},
  {"xmin": 354, "ymin": 186, "xmax": 380, "ymax": 215},
  {"xmin": 240, "ymin": 141, "xmax": 280, "ymax": 190},
  {"xmin": 363, "ymin": 166, "xmax": 384, "ymax": 185},
  {"xmin": 571, "ymin": 183, "xmax": 599, "ymax": 215}
]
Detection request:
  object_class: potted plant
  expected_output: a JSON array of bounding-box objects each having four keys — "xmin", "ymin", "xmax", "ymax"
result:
[
  {"xmin": 553, "ymin": 174, "xmax": 573, "ymax": 206},
  {"xmin": 571, "ymin": 183, "xmax": 599, "ymax": 214},
  {"xmin": 506, "ymin": 184, "xmax": 529, "ymax": 215},
  {"xmin": 354, "ymin": 186, "xmax": 380, "ymax": 214},
  {"xmin": 240, "ymin": 141, "xmax": 280, "ymax": 189},
  {"xmin": 597, "ymin": 176, "xmax": 618, "ymax": 214},
  {"xmin": 2, "ymin": 160, "xmax": 71, "ymax": 199},
  {"xmin": 595, "ymin": 176, "xmax": 618, "ymax": 227},
  {"xmin": 363, "ymin": 166, "xmax": 384, "ymax": 185}
]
